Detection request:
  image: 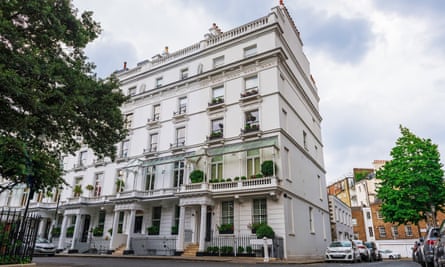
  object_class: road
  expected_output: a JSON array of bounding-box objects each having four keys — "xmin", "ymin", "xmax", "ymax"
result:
[{"xmin": 33, "ymin": 256, "xmax": 419, "ymax": 267}]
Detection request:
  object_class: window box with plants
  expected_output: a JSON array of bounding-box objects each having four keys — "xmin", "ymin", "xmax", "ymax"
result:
[
  {"xmin": 147, "ymin": 225, "xmax": 160, "ymax": 235},
  {"xmin": 209, "ymin": 130, "xmax": 223, "ymax": 140},
  {"xmin": 243, "ymin": 123, "xmax": 259, "ymax": 133},
  {"xmin": 217, "ymin": 223, "xmax": 234, "ymax": 235},
  {"xmin": 92, "ymin": 226, "xmax": 104, "ymax": 237}
]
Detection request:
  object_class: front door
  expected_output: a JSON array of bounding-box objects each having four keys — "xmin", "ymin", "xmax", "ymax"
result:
[
  {"xmin": 81, "ymin": 215, "xmax": 90, "ymax": 242},
  {"xmin": 205, "ymin": 208, "xmax": 212, "ymax": 241}
]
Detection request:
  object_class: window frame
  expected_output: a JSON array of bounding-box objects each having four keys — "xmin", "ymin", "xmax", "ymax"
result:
[
  {"xmin": 213, "ymin": 56, "xmax": 224, "ymax": 68},
  {"xmin": 243, "ymin": 44, "xmax": 257, "ymax": 57}
]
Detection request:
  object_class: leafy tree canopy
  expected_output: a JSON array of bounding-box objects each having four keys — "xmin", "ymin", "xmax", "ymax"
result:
[
  {"xmin": 376, "ymin": 126, "xmax": 445, "ymax": 226},
  {"xmin": 0, "ymin": 0, "xmax": 127, "ymax": 193}
]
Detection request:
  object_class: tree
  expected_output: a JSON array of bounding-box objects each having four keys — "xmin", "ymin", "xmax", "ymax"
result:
[
  {"xmin": 0, "ymin": 0, "xmax": 127, "ymax": 193},
  {"xmin": 376, "ymin": 126, "xmax": 445, "ymax": 228}
]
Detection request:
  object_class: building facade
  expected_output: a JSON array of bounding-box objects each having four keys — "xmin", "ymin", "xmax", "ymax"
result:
[
  {"xmin": 328, "ymin": 195, "xmax": 353, "ymax": 241},
  {"xmin": 0, "ymin": 3, "xmax": 330, "ymax": 260}
]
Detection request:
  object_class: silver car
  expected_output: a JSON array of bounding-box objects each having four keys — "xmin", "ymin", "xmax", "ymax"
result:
[
  {"xmin": 325, "ymin": 240, "xmax": 361, "ymax": 262},
  {"xmin": 33, "ymin": 237, "xmax": 56, "ymax": 256}
]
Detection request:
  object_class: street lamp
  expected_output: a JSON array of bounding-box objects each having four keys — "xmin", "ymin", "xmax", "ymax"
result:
[{"xmin": 49, "ymin": 186, "xmax": 63, "ymax": 241}]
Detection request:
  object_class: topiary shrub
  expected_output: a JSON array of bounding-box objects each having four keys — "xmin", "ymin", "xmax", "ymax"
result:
[
  {"xmin": 189, "ymin": 169, "xmax": 204, "ymax": 183},
  {"xmin": 261, "ymin": 160, "xmax": 276, "ymax": 176},
  {"xmin": 255, "ymin": 224, "xmax": 274, "ymax": 239}
]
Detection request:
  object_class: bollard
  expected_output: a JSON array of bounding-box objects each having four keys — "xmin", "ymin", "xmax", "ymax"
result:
[{"xmin": 263, "ymin": 237, "xmax": 269, "ymax": 262}]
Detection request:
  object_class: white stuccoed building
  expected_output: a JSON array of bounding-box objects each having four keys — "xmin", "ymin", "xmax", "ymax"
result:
[{"xmin": 0, "ymin": 2, "xmax": 330, "ymax": 260}]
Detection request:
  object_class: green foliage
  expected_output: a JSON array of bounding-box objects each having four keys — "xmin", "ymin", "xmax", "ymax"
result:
[
  {"xmin": 171, "ymin": 225, "xmax": 178, "ymax": 235},
  {"xmin": 92, "ymin": 226, "xmax": 103, "ymax": 237},
  {"xmin": 189, "ymin": 169, "xmax": 204, "ymax": 183},
  {"xmin": 261, "ymin": 160, "xmax": 275, "ymax": 176},
  {"xmin": 217, "ymin": 223, "xmax": 234, "ymax": 234},
  {"xmin": 147, "ymin": 225, "xmax": 159, "ymax": 235},
  {"xmin": 66, "ymin": 225, "xmax": 75, "ymax": 237},
  {"xmin": 220, "ymin": 246, "xmax": 233, "ymax": 254},
  {"xmin": 246, "ymin": 246, "xmax": 252, "ymax": 254},
  {"xmin": 0, "ymin": 0, "xmax": 128, "ymax": 193},
  {"xmin": 85, "ymin": 184, "xmax": 94, "ymax": 191},
  {"xmin": 237, "ymin": 246, "xmax": 245, "ymax": 254},
  {"xmin": 51, "ymin": 226, "xmax": 61, "ymax": 237},
  {"xmin": 376, "ymin": 126, "xmax": 445, "ymax": 226},
  {"xmin": 255, "ymin": 224, "xmax": 275, "ymax": 239}
]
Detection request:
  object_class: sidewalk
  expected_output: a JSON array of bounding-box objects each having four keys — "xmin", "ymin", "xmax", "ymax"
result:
[{"xmin": 54, "ymin": 252, "xmax": 325, "ymax": 264}]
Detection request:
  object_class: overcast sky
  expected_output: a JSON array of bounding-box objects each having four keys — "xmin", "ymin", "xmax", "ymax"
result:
[{"xmin": 73, "ymin": 0, "xmax": 445, "ymax": 184}]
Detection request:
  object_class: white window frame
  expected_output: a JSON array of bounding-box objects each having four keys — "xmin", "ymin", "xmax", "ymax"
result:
[
  {"xmin": 155, "ymin": 77, "xmax": 163, "ymax": 88},
  {"xmin": 213, "ymin": 56, "xmax": 224, "ymax": 68},
  {"xmin": 243, "ymin": 44, "xmax": 257, "ymax": 57}
]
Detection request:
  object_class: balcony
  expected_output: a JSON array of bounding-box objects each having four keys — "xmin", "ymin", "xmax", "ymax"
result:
[
  {"xmin": 111, "ymin": 188, "xmax": 177, "ymax": 201},
  {"xmin": 93, "ymin": 158, "xmax": 106, "ymax": 167},
  {"xmin": 179, "ymin": 176, "xmax": 280, "ymax": 197},
  {"xmin": 73, "ymin": 163, "xmax": 86, "ymax": 171},
  {"xmin": 241, "ymin": 122, "xmax": 261, "ymax": 139},
  {"xmin": 239, "ymin": 88, "xmax": 261, "ymax": 105},
  {"xmin": 172, "ymin": 107, "xmax": 188, "ymax": 122},
  {"xmin": 147, "ymin": 116, "xmax": 161, "ymax": 128},
  {"xmin": 143, "ymin": 146, "xmax": 158, "ymax": 158},
  {"xmin": 170, "ymin": 140, "xmax": 185, "ymax": 152},
  {"xmin": 206, "ymin": 131, "xmax": 224, "ymax": 146},
  {"xmin": 65, "ymin": 195, "xmax": 113, "ymax": 206},
  {"xmin": 207, "ymin": 97, "xmax": 225, "ymax": 113}
]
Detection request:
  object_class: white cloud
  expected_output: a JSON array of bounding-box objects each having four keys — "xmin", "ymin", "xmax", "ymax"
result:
[{"xmin": 72, "ymin": 0, "xmax": 445, "ymax": 184}]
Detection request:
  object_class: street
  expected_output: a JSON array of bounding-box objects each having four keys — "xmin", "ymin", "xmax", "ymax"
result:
[{"xmin": 33, "ymin": 256, "xmax": 418, "ymax": 267}]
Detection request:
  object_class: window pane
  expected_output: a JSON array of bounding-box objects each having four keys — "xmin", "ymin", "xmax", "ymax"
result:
[
  {"xmin": 245, "ymin": 75, "xmax": 258, "ymax": 90},
  {"xmin": 212, "ymin": 86, "xmax": 224, "ymax": 98}
]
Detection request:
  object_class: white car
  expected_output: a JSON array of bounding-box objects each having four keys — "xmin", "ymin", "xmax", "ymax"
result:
[
  {"xmin": 325, "ymin": 240, "xmax": 361, "ymax": 262},
  {"xmin": 33, "ymin": 237, "xmax": 56, "ymax": 256},
  {"xmin": 379, "ymin": 249, "xmax": 401, "ymax": 259}
]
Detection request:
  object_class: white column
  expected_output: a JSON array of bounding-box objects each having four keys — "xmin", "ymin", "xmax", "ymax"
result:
[
  {"xmin": 110, "ymin": 210, "xmax": 120, "ymax": 250},
  {"xmin": 125, "ymin": 209, "xmax": 136, "ymax": 251},
  {"xmin": 70, "ymin": 213, "xmax": 82, "ymax": 249},
  {"xmin": 37, "ymin": 218, "xmax": 47, "ymax": 238},
  {"xmin": 58, "ymin": 215, "xmax": 68, "ymax": 250},
  {"xmin": 198, "ymin": 205, "xmax": 207, "ymax": 252},
  {"xmin": 176, "ymin": 206, "xmax": 186, "ymax": 252}
]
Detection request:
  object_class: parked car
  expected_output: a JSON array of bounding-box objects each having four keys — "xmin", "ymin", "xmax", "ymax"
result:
[
  {"xmin": 33, "ymin": 237, "xmax": 56, "ymax": 256},
  {"xmin": 379, "ymin": 249, "xmax": 401, "ymax": 259},
  {"xmin": 418, "ymin": 227, "xmax": 440, "ymax": 267},
  {"xmin": 365, "ymin": 241, "xmax": 382, "ymax": 261},
  {"xmin": 352, "ymin": 239, "xmax": 370, "ymax": 261},
  {"xmin": 325, "ymin": 240, "xmax": 361, "ymax": 262},
  {"xmin": 433, "ymin": 220, "xmax": 445, "ymax": 267}
]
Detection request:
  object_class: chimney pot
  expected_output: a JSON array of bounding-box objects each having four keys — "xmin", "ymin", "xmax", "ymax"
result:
[{"xmin": 123, "ymin": 61, "xmax": 127, "ymax": 70}]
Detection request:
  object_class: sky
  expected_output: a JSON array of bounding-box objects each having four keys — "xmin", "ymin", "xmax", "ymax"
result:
[{"xmin": 73, "ymin": 0, "xmax": 445, "ymax": 185}]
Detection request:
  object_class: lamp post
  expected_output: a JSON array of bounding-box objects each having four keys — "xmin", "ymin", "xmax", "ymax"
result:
[{"xmin": 49, "ymin": 186, "xmax": 63, "ymax": 241}]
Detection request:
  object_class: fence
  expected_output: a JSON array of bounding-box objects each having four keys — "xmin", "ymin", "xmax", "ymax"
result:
[
  {"xmin": 131, "ymin": 236, "xmax": 177, "ymax": 256},
  {"xmin": 0, "ymin": 208, "xmax": 40, "ymax": 265},
  {"xmin": 205, "ymin": 235, "xmax": 284, "ymax": 259}
]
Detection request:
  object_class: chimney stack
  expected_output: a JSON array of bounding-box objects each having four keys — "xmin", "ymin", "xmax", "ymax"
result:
[{"xmin": 123, "ymin": 61, "xmax": 127, "ymax": 70}]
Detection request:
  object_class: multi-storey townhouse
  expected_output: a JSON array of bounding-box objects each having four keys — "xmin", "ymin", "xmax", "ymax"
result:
[
  {"xmin": 1, "ymin": 3, "xmax": 329, "ymax": 260},
  {"xmin": 328, "ymin": 195, "xmax": 353, "ymax": 241}
]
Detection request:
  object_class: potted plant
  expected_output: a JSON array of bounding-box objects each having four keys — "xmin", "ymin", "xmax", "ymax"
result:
[
  {"xmin": 108, "ymin": 228, "xmax": 113, "ymax": 236},
  {"xmin": 255, "ymin": 224, "xmax": 274, "ymax": 239},
  {"xmin": 261, "ymin": 160, "xmax": 276, "ymax": 176},
  {"xmin": 85, "ymin": 184, "xmax": 94, "ymax": 197},
  {"xmin": 73, "ymin": 185, "xmax": 82, "ymax": 197},
  {"xmin": 115, "ymin": 179, "xmax": 125, "ymax": 192},
  {"xmin": 189, "ymin": 169, "xmax": 204, "ymax": 183}
]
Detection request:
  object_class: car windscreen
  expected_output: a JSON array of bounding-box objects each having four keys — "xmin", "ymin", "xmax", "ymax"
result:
[{"xmin": 330, "ymin": 241, "xmax": 351, "ymax": 247}]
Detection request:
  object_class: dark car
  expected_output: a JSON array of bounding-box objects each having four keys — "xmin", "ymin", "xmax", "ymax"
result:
[
  {"xmin": 365, "ymin": 241, "xmax": 382, "ymax": 261},
  {"xmin": 418, "ymin": 227, "xmax": 440, "ymax": 267},
  {"xmin": 434, "ymin": 221, "xmax": 445, "ymax": 267}
]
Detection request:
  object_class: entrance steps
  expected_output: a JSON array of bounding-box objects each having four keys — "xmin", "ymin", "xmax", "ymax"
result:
[
  {"xmin": 112, "ymin": 245, "xmax": 126, "ymax": 256},
  {"xmin": 182, "ymin": 243, "xmax": 199, "ymax": 257}
]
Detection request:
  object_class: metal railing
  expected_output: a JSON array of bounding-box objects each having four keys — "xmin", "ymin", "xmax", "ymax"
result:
[{"xmin": 0, "ymin": 208, "xmax": 40, "ymax": 264}]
